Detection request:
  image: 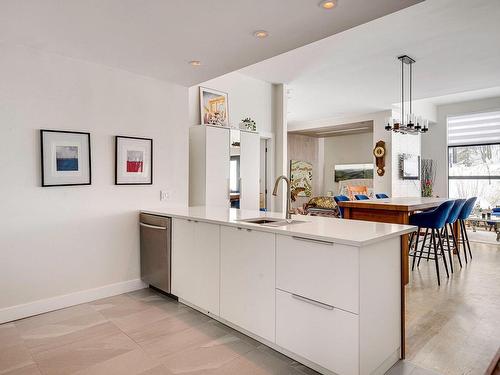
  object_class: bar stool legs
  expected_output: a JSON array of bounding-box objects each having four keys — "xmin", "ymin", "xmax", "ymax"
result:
[
  {"xmin": 447, "ymin": 223, "xmax": 463, "ymax": 268},
  {"xmin": 417, "ymin": 228, "xmax": 429, "ymax": 267},
  {"xmin": 441, "ymin": 226, "xmax": 454, "ymax": 273},
  {"xmin": 412, "ymin": 227, "xmax": 449, "ymax": 285},
  {"xmin": 436, "ymin": 229, "xmax": 450, "ymax": 278},
  {"xmin": 411, "ymin": 228, "xmax": 421, "ymax": 271},
  {"xmin": 431, "ymin": 229, "xmax": 441, "ymax": 285},
  {"xmin": 461, "ymin": 219, "xmax": 473, "ymax": 259}
]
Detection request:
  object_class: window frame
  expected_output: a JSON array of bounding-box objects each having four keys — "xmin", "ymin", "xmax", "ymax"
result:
[{"xmin": 447, "ymin": 142, "xmax": 500, "ymax": 198}]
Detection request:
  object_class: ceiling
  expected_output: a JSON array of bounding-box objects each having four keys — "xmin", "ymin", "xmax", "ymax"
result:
[
  {"xmin": 0, "ymin": 0, "xmax": 422, "ymax": 87},
  {"xmin": 240, "ymin": 0, "xmax": 500, "ymax": 127},
  {"xmin": 291, "ymin": 120, "xmax": 373, "ymax": 137}
]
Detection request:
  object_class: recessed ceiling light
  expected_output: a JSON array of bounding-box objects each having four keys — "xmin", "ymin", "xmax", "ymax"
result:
[
  {"xmin": 253, "ymin": 30, "xmax": 269, "ymax": 39},
  {"xmin": 189, "ymin": 60, "xmax": 201, "ymax": 66},
  {"xmin": 319, "ymin": 0, "xmax": 337, "ymax": 10}
]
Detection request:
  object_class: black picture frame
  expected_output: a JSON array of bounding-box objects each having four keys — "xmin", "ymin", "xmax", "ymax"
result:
[
  {"xmin": 400, "ymin": 153, "xmax": 420, "ymax": 180},
  {"xmin": 115, "ymin": 135, "xmax": 153, "ymax": 185},
  {"xmin": 40, "ymin": 129, "xmax": 92, "ymax": 187}
]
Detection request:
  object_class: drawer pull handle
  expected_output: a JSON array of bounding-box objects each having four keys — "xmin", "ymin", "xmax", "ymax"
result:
[
  {"xmin": 291, "ymin": 293, "xmax": 334, "ymax": 310},
  {"xmin": 291, "ymin": 236, "xmax": 334, "ymax": 246},
  {"xmin": 139, "ymin": 223, "xmax": 167, "ymax": 230}
]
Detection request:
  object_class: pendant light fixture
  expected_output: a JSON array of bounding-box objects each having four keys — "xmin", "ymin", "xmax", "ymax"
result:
[{"xmin": 385, "ymin": 55, "xmax": 429, "ymax": 135}]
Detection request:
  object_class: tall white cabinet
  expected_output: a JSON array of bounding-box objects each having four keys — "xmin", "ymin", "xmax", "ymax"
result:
[
  {"xmin": 189, "ymin": 125, "xmax": 260, "ymax": 209},
  {"xmin": 189, "ymin": 125, "xmax": 230, "ymax": 208}
]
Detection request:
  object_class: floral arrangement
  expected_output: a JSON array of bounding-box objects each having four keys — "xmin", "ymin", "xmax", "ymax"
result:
[
  {"xmin": 240, "ymin": 117, "xmax": 256, "ymax": 131},
  {"xmin": 206, "ymin": 111, "xmax": 225, "ymax": 126},
  {"xmin": 421, "ymin": 159, "xmax": 436, "ymax": 197}
]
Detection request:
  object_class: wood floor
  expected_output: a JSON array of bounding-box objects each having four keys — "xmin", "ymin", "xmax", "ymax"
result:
[
  {"xmin": 406, "ymin": 239, "xmax": 500, "ymax": 374},
  {"xmin": 0, "ymin": 237, "xmax": 497, "ymax": 375}
]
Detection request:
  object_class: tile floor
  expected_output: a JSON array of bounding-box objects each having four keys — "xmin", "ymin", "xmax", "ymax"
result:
[
  {"xmin": 1, "ymin": 240, "xmax": 497, "ymax": 375},
  {"xmin": 406, "ymin": 240, "xmax": 500, "ymax": 374}
]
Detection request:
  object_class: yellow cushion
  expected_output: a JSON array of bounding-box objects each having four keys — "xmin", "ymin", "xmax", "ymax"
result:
[{"xmin": 307, "ymin": 196, "xmax": 336, "ymax": 209}]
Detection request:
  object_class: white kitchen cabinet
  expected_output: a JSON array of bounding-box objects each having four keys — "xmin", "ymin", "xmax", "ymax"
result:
[
  {"xmin": 276, "ymin": 289, "xmax": 359, "ymax": 375},
  {"xmin": 189, "ymin": 125, "xmax": 230, "ymax": 207},
  {"xmin": 220, "ymin": 225, "xmax": 275, "ymax": 342},
  {"xmin": 171, "ymin": 218, "xmax": 220, "ymax": 315},
  {"xmin": 276, "ymin": 234, "xmax": 359, "ymax": 314},
  {"xmin": 239, "ymin": 130, "xmax": 260, "ymax": 210}
]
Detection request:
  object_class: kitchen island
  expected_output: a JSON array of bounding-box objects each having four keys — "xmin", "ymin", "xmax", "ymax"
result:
[{"xmin": 141, "ymin": 206, "xmax": 415, "ymax": 375}]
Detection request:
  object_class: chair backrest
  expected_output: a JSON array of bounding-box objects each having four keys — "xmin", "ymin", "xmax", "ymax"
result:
[
  {"xmin": 457, "ymin": 197, "xmax": 477, "ymax": 220},
  {"xmin": 432, "ymin": 200, "xmax": 456, "ymax": 228},
  {"xmin": 355, "ymin": 194, "xmax": 369, "ymax": 200},
  {"xmin": 376, "ymin": 193, "xmax": 389, "ymax": 199},
  {"xmin": 445, "ymin": 199, "xmax": 466, "ymax": 224},
  {"xmin": 347, "ymin": 185, "xmax": 368, "ymax": 200},
  {"xmin": 333, "ymin": 195, "xmax": 350, "ymax": 218}
]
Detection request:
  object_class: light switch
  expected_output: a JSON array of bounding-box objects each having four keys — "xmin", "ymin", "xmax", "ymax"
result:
[{"xmin": 160, "ymin": 191, "xmax": 169, "ymax": 201}]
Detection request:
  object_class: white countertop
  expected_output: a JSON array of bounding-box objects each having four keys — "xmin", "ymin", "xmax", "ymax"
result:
[{"xmin": 141, "ymin": 206, "xmax": 416, "ymax": 247}]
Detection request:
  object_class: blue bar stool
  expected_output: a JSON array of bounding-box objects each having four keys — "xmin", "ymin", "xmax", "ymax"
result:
[
  {"xmin": 410, "ymin": 200, "xmax": 455, "ymax": 285},
  {"xmin": 354, "ymin": 194, "xmax": 369, "ymax": 200},
  {"xmin": 441, "ymin": 199, "xmax": 466, "ymax": 272},
  {"xmin": 334, "ymin": 195, "xmax": 350, "ymax": 218},
  {"xmin": 376, "ymin": 193, "xmax": 389, "ymax": 199},
  {"xmin": 457, "ymin": 197, "xmax": 477, "ymax": 263}
]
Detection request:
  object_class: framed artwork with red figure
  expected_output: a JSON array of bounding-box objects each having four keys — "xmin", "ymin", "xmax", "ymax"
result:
[{"xmin": 115, "ymin": 136, "xmax": 153, "ymax": 185}]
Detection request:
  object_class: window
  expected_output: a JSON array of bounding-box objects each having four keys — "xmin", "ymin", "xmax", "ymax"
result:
[{"xmin": 447, "ymin": 111, "xmax": 500, "ymax": 208}]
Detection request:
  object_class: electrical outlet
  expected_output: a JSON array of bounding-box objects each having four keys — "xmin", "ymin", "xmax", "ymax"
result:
[{"xmin": 160, "ymin": 190, "xmax": 169, "ymax": 201}]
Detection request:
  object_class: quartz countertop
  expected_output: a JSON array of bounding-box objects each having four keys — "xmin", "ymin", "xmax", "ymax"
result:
[{"xmin": 141, "ymin": 206, "xmax": 416, "ymax": 247}]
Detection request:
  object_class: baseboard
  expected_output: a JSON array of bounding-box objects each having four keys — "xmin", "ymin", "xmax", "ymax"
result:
[{"xmin": 0, "ymin": 279, "xmax": 147, "ymax": 324}]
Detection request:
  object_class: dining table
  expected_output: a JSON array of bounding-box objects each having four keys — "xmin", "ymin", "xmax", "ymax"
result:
[{"xmin": 337, "ymin": 196, "xmax": 454, "ymax": 359}]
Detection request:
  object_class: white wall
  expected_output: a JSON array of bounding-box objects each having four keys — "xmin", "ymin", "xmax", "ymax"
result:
[
  {"xmin": 422, "ymin": 96, "xmax": 500, "ymax": 198},
  {"xmin": 188, "ymin": 71, "xmax": 273, "ymax": 136},
  {"xmin": 323, "ymin": 132, "xmax": 374, "ymax": 195},
  {"xmin": 0, "ymin": 44, "xmax": 189, "ymax": 311}
]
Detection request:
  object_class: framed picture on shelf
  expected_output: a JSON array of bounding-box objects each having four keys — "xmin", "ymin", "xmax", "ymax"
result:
[
  {"xmin": 115, "ymin": 136, "xmax": 153, "ymax": 185},
  {"xmin": 40, "ymin": 129, "xmax": 91, "ymax": 187},
  {"xmin": 199, "ymin": 86, "xmax": 229, "ymax": 127}
]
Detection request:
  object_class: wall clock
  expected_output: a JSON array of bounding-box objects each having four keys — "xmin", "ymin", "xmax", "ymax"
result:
[{"xmin": 373, "ymin": 141, "xmax": 386, "ymax": 176}]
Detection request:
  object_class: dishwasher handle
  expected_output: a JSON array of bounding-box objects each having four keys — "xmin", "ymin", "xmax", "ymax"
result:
[{"xmin": 139, "ymin": 222, "xmax": 168, "ymax": 230}]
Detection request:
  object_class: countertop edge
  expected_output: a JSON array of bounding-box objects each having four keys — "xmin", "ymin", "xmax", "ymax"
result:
[{"xmin": 140, "ymin": 209, "xmax": 416, "ymax": 247}]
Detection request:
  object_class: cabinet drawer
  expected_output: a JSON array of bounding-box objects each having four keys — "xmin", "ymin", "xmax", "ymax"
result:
[
  {"xmin": 276, "ymin": 234, "xmax": 359, "ymax": 313},
  {"xmin": 276, "ymin": 289, "xmax": 359, "ymax": 375},
  {"xmin": 220, "ymin": 226, "xmax": 275, "ymax": 342}
]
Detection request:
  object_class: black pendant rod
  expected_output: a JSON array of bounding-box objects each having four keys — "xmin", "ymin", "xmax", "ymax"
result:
[
  {"xmin": 401, "ymin": 56, "xmax": 404, "ymax": 126},
  {"xmin": 410, "ymin": 61, "xmax": 413, "ymax": 117}
]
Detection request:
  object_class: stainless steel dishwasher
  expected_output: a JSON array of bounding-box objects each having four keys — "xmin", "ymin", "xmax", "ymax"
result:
[{"xmin": 139, "ymin": 213, "xmax": 171, "ymax": 294}]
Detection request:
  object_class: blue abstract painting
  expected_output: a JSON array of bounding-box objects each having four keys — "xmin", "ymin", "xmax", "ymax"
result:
[{"xmin": 56, "ymin": 146, "xmax": 79, "ymax": 171}]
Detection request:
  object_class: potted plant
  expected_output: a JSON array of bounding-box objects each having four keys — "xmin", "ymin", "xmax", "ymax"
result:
[
  {"xmin": 421, "ymin": 159, "xmax": 436, "ymax": 197},
  {"xmin": 240, "ymin": 117, "xmax": 257, "ymax": 131}
]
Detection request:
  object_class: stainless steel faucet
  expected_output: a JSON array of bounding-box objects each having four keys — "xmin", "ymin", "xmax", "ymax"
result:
[{"xmin": 272, "ymin": 175, "xmax": 293, "ymax": 222}]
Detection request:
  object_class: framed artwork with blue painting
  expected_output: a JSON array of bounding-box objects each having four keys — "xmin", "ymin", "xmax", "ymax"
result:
[{"xmin": 40, "ymin": 129, "xmax": 91, "ymax": 187}]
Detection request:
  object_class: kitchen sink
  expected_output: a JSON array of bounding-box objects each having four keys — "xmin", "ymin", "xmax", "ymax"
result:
[{"xmin": 237, "ymin": 218, "xmax": 306, "ymax": 226}]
